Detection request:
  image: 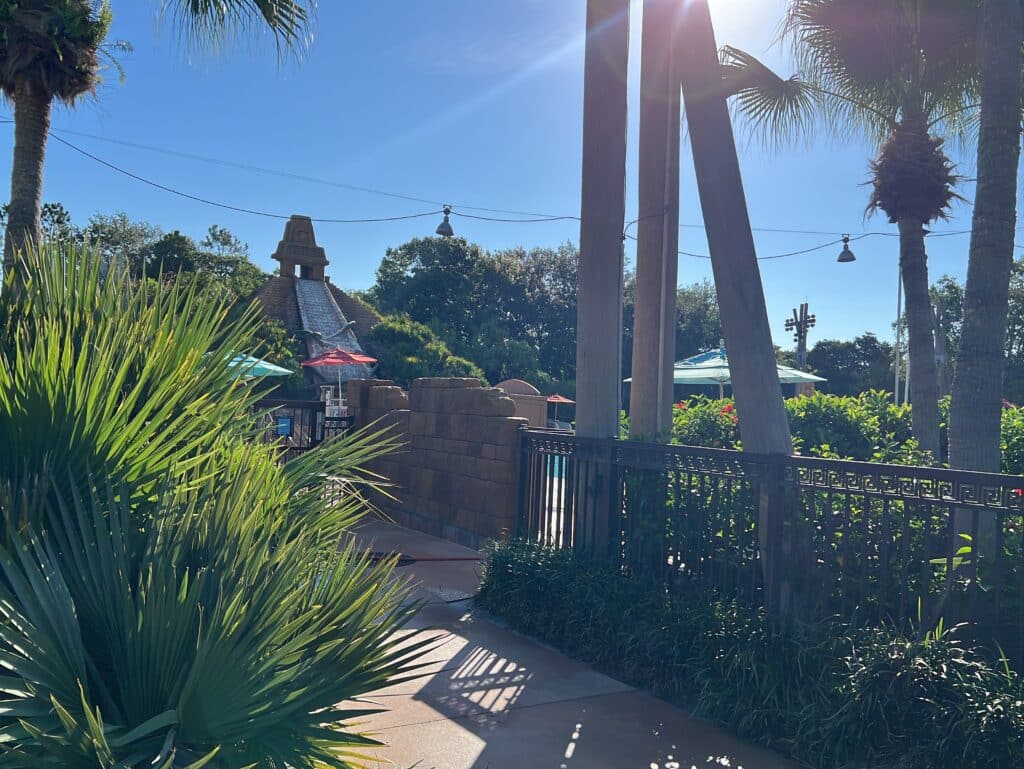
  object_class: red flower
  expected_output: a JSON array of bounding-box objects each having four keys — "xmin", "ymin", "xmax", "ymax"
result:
[
  {"xmin": 675, "ymin": 401, "xmax": 687, "ymax": 410},
  {"xmin": 720, "ymin": 403, "xmax": 734, "ymax": 415},
  {"xmin": 731, "ymin": 415, "xmax": 739, "ymax": 425}
]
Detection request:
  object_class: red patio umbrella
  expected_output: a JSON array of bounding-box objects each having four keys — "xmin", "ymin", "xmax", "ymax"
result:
[
  {"xmin": 301, "ymin": 348, "xmax": 378, "ymax": 396},
  {"xmin": 301, "ymin": 348, "xmax": 378, "ymax": 367},
  {"xmin": 547, "ymin": 393, "xmax": 575, "ymax": 421}
]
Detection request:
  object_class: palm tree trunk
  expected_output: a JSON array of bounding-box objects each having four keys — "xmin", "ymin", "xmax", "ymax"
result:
[
  {"xmin": 949, "ymin": 0, "xmax": 1023, "ymax": 476},
  {"xmin": 3, "ymin": 83, "xmax": 51, "ymax": 280},
  {"xmin": 898, "ymin": 218, "xmax": 941, "ymax": 461}
]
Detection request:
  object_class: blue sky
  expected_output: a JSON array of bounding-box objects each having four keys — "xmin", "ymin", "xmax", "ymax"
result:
[{"xmin": 0, "ymin": 0, "xmax": 996, "ymax": 347}]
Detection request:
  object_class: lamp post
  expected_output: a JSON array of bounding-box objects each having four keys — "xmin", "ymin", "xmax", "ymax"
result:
[{"xmin": 785, "ymin": 303, "xmax": 816, "ymax": 371}]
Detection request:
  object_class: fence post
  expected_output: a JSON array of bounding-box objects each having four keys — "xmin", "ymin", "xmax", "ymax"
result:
[
  {"xmin": 759, "ymin": 455, "xmax": 792, "ymax": 616},
  {"xmin": 515, "ymin": 426, "xmax": 530, "ymax": 539},
  {"xmin": 591, "ymin": 440, "xmax": 617, "ymax": 563}
]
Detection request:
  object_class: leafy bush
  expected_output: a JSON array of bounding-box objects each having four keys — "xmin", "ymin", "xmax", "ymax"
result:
[
  {"xmin": 662, "ymin": 391, "xmax": 943, "ymax": 465},
  {"xmin": 671, "ymin": 399, "xmax": 740, "ymax": 449},
  {"xmin": 369, "ymin": 313, "xmax": 486, "ymax": 387},
  {"xmin": 479, "ymin": 540, "xmax": 1024, "ymax": 769},
  {"xmin": 1003, "ymin": 405, "xmax": 1024, "ymax": 474},
  {"xmin": 0, "ymin": 243, "xmax": 425, "ymax": 767}
]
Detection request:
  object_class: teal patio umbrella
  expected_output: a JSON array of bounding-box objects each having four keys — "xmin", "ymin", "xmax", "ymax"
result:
[
  {"xmin": 228, "ymin": 354, "xmax": 293, "ymax": 380},
  {"xmin": 625, "ymin": 347, "xmax": 826, "ymax": 397}
]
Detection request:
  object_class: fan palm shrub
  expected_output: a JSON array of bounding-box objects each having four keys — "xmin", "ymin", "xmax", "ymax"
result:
[
  {"xmin": 721, "ymin": 0, "xmax": 983, "ymax": 461},
  {"xmin": 0, "ymin": 241, "xmax": 427, "ymax": 767}
]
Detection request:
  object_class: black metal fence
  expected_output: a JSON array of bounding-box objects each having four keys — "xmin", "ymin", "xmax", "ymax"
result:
[
  {"xmin": 517, "ymin": 428, "xmax": 1024, "ymax": 665},
  {"xmin": 252, "ymin": 399, "xmax": 351, "ymax": 462}
]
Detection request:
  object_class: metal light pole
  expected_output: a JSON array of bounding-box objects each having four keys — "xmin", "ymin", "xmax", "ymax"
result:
[{"xmin": 785, "ymin": 303, "xmax": 816, "ymax": 371}]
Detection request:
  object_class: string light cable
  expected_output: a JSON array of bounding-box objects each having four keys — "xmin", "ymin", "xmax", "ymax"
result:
[{"xmin": 0, "ymin": 118, "xmax": 1012, "ymax": 255}]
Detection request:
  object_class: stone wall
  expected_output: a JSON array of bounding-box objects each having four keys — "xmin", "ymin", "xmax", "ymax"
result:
[
  {"xmin": 495, "ymin": 378, "xmax": 547, "ymax": 427},
  {"xmin": 348, "ymin": 377, "xmax": 526, "ymax": 549}
]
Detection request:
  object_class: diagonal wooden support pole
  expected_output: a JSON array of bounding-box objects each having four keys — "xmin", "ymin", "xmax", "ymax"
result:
[{"xmin": 677, "ymin": 0, "xmax": 793, "ymax": 597}]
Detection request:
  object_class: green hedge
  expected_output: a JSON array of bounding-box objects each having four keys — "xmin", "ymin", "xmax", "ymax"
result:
[
  {"xmin": 368, "ymin": 313, "xmax": 486, "ymax": 387},
  {"xmin": 660, "ymin": 391, "xmax": 1024, "ymax": 471},
  {"xmin": 479, "ymin": 540, "xmax": 1024, "ymax": 769}
]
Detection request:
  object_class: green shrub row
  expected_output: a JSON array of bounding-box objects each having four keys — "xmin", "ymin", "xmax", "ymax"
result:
[
  {"xmin": 478, "ymin": 540, "xmax": 1024, "ymax": 769},
  {"xmin": 659, "ymin": 390, "xmax": 1024, "ymax": 471}
]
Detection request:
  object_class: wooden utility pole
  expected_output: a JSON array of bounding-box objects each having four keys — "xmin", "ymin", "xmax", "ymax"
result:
[
  {"xmin": 576, "ymin": 0, "xmax": 630, "ymax": 439},
  {"xmin": 629, "ymin": 0, "xmax": 682, "ymax": 442},
  {"xmin": 677, "ymin": 0, "xmax": 792, "ymax": 457}
]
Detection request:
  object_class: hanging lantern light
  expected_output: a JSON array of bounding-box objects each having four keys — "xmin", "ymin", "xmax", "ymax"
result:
[
  {"xmin": 435, "ymin": 205, "xmax": 454, "ymax": 237},
  {"xmin": 837, "ymin": 234, "xmax": 856, "ymax": 263}
]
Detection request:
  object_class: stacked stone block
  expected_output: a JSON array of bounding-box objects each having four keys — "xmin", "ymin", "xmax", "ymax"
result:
[{"xmin": 348, "ymin": 377, "xmax": 525, "ymax": 549}]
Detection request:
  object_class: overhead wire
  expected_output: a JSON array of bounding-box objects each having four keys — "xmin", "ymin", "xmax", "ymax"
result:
[
  {"xmin": 0, "ymin": 119, "xmax": 577, "ymax": 219},
  {"xmin": 46, "ymin": 132, "xmax": 444, "ymax": 223},
  {"xmin": 0, "ymin": 118, "xmax": 1010, "ymax": 254}
]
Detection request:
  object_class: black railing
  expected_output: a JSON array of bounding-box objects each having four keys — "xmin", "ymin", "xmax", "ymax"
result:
[
  {"xmin": 517, "ymin": 428, "xmax": 1024, "ymax": 666},
  {"xmin": 252, "ymin": 398, "xmax": 348, "ymax": 462}
]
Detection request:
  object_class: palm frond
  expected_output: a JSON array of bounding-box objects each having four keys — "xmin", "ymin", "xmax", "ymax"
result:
[
  {"xmin": 720, "ymin": 46, "xmax": 819, "ymax": 148},
  {"xmin": 779, "ymin": 0, "xmax": 981, "ymax": 141},
  {"xmin": 159, "ymin": 0, "xmax": 316, "ymax": 58}
]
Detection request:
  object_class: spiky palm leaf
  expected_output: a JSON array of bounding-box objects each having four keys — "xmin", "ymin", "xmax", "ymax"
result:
[
  {"xmin": 161, "ymin": 0, "xmax": 316, "ymax": 55},
  {"xmin": 0, "ymin": 476, "xmax": 430, "ymax": 768},
  {"xmin": 0, "ymin": 241, "xmax": 268, "ymax": 531},
  {"xmin": 0, "ymin": 241, "xmax": 429, "ymax": 767}
]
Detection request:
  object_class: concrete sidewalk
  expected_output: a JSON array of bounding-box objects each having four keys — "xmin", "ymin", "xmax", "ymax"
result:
[{"xmin": 349, "ymin": 518, "xmax": 797, "ymax": 769}]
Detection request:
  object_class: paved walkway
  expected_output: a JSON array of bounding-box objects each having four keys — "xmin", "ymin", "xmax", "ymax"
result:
[{"xmin": 348, "ymin": 518, "xmax": 798, "ymax": 769}]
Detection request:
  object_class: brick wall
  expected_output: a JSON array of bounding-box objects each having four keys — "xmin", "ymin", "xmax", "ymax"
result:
[{"xmin": 348, "ymin": 377, "xmax": 526, "ymax": 549}]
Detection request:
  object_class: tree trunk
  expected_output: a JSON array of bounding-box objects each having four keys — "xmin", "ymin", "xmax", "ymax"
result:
[
  {"xmin": 949, "ymin": 0, "xmax": 1023, "ymax": 475},
  {"xmin": 898, "ymin": 218, "xmax": 941, "ymax": 461},
  {"xmin": 630, "ymin": 0, "xmax": 682, "ymax": 442},
  {"xmin": 3, "ymin": 83, "xmax": 52, "ymax": 281}
]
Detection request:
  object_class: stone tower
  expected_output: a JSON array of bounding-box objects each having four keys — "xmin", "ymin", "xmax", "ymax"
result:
[
  {"xmin": 255, "ymin": 215, "xmax": 384, "ymax": 390},
  {"xmin": 271, "ymin": 215, "xmax": 328, "ymax": 280}
]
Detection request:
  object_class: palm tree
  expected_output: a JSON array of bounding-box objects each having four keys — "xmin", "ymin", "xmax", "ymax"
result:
[
  {"xmin": 0, "ymin": 1, "xmax": 109, "ymax": 275},
  {"xmin": 948, "ymin": 0, "xmax": 1023, "ymax": 477},
  {"xmin": 1, "ymin": 0, "xmax": 314, "ymax": 279},
  {"xmin": 721, "ymin": 0, "xmax": 981, "ymax": 461}
]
